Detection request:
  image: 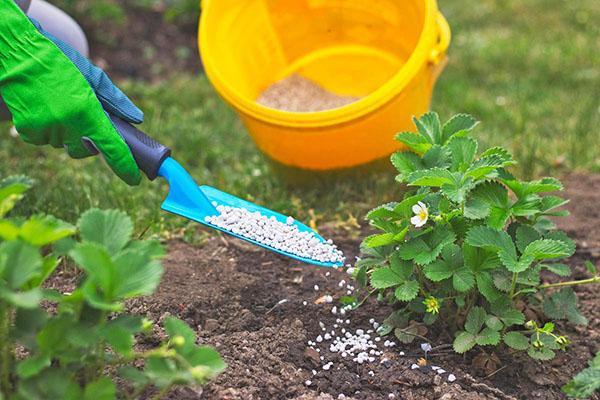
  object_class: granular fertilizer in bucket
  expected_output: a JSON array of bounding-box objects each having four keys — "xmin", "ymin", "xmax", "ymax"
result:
[{"xmin": 257, "ymin": 74, "xmax": 361, "ymax": 112}]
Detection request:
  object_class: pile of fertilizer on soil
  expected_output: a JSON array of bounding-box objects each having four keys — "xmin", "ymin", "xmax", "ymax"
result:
[{"xmin": 257, "ymin": 74, "xmax": 362, "ymax": 112}]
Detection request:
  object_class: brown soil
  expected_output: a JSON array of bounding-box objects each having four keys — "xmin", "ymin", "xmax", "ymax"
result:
[
  {"xmin": 257, "ymin": 75, "xmax": 362, "ymax": 112},
  {"xmin": 125, "ymin": 173, "xmax": 600, "ymax": 399},
  {"xmin": 45, "ymin": 173, "xmax": 600, "ymax": 399}
]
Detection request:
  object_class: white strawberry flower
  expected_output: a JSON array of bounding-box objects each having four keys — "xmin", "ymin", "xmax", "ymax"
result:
[{"xmin": 410, "ymin": 201, "xmax": 429, "ymax": 228}]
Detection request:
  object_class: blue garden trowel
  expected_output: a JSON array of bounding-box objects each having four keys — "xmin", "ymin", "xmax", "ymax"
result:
[{"xmin": 109, "ymin": 115, "xmax": 342, "ymax": 268}]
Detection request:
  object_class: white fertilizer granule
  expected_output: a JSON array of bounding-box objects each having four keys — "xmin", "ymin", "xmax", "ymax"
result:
[{"xmin": 205, "ymin": 205, "xmax": 345, "ymax": 264}]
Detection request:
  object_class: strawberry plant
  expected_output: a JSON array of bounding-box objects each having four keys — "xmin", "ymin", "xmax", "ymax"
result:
[
  {"xmin": 354, "ymin": 112, "xmax": 599, "ymax": 360},
  {"xmin": 0, "ymin": 177, "xmax": 225, "ymax": 399}
]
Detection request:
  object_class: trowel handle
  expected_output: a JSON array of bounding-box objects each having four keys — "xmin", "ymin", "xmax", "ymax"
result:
[{"xmin": 109, "ymin": 114, "xmax": 171, "ymax": 181}]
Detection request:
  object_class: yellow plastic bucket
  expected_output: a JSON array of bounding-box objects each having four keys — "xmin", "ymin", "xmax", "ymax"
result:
[{"xmin": 199, "ymin": 0, "xmax": 451, "ymax": 170}]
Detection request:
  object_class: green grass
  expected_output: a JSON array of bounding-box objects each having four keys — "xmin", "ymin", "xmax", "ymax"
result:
[{"xmin": 1, "ymin": 0, "xmax": 598, "ymax": 237}]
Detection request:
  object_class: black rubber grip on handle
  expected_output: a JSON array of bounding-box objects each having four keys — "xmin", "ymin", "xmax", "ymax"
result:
[{"xmin": 109, "ymin": 115, "xmax": 172, "ymax": 180}]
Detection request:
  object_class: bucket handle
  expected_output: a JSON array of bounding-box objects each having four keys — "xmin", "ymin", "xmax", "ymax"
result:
[
  {"xmin": 429, "ymin": 12, "xmax": 451, "ymax": 65},
  {"xmin": 428, "ymin": 12, "xmax": 451, "ymax": 84}
]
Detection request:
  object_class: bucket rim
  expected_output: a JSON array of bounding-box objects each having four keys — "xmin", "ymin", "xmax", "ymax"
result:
[{"xmin": 199, "ymin": 0, "xmax": 446, "ymax": 128}]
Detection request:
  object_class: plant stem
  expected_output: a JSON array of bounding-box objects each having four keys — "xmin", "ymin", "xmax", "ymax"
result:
[
  {"xmin": 0, "ymin": 303, "xmax": 12, "ymax": 396},
  {"xmin": 356, "ymin": 289, "xmax": 377, "ymax": 308},
  {"xmin": 509, "ymin": 272, "xmax": 518, "ymax": 299},
  {"xmin": 538, "ymin": 276, "xmax": 600, "ymax": 289}
]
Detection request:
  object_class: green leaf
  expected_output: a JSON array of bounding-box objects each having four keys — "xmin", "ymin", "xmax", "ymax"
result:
[
  {"xmin": 515, "ymin": 225, "xmax": 541, "ymax": 254},
  {"xmin": 394, "ymin": 323, "xmax": 422, "ymax": 344},
  {"xmin": 422, "ymin": 145, "xmax": 451, "ymax": 169},
  {"xmin": 447, "ymin": 136, "xmax": 478, "ymax": 172},
  {"xmin": 78, "ymin": 209, "xmax": 133, "ymax": 253},
  {"xmin": 540, "ymin": 263, "xmax": 572, "ymax": 277},
  {"xmin": 0, "ymin": 240, "xmax": 42, "ymax": 289},
  {"xmin": 413, "ymin": 112, "xmax": 442, "ymax": 144},
  {"xmin": 118, "ymin": 366, "xmax": 149, "ymax": 389},
  {"xmin": 165, "ymin": 317, "xmax": 197, "ymax": 354},
  {"xmin": 0, "ymin": 175, "xmax": 33, "ymax": 190},
  {"xmin": 495, "ymin": 308, "xmax": 525, "ymax": 327},
  {"xmin": 100, "ymin": 324, "xmax": 135, "ymax": 356},
  {"xmin": 83, "ymin": 377, "xmax": 116, "ymax": 400},
  {"xmin": 463, "ymin": 244, "xmax": 500, "ymax": 272},
  {"xmin": 511, "ymin": 196, "xmax": 542, "ymax": 217},
  {"xmin": 370, "ymin": 267, "xmax": 403, "ymax": 289},
  {"xmin": 505, "ymin": 177, "xmax": 563, "ymax": 198},
  {"xmin": 465, "ymin": 306, "xmax": 487, "ymax": 334},
  {"xmin": 395, "ymin": 132, "xmax": 432, "ymax": 154},
  {"xmin": 442, "ymin": 113, "xmax": 478, "ymax": 143},
  {"xmin": 441, "ymin": 177, "xmax": 475, "ymax": 204},
  {"xmin": 0, "ymin": 181, "xmax": 31, "ymax": 217},
  {"xmin": 0, "ymin": 220, "xmax": 19, "ymax": 241},
  {"xmin": 391, "ymin": 152, "xmax": 423, "ymax": 180},
  {"xmin": 26, "ymin": 255, "xmax": 60, "ymax": 288},
  {"xmin": 476, "ymin": 272, "xmax": 503, "ymax": 302},
  {"xmin": 543, "ymin": 288, "xmax": 588, "ymax": 326},
  {"xmin": 398, "ymin": 226, "xmax": 456, "ymax": 265},
  {"xmin": 112, "ymin": 245, "xmax": 163, "ymax": 299},
  {"xmin": 504, "ymin": 332, "xmax": 529, "ymax": 350},
  {"xmin": 528, "ymin": 346, "xmax": 555, "ymax": 361},
  {"xmin": 499, "ymin": 251, "xmax": 534, "ymax": 273},
  {"xmin": 545, "ymin": 230, "xmax": 576, "ymax": 256},
  {"xmin": 392, "ymin": 193, "xmax": 427, "ymax": 217},
  {"xmin": 383, "ymin": 310, "xmax": 410, "ymax": 330},
  {"xmin": 186, "ymin": 345, "xmax": 227, "ymax": 373},
  {"xmin": 407, "ymin": 168, "xmax": 456, "ymax": 187},
  {"xmin": 70, "ymin": 242, "xmax": 116, "ymax": 296},
  {"xmin": 465, "ymin": 182, "xmax": 510, "ymax": 229},
  {"xmin": 0, "ymin": 287, "xmax": 42, "ymax": 308},
  {"xmin": 485, "ymin": 315, "xmax": 504, "ymax": 331},
  {"xmin": 14, "ymin": 368, "xmax": 82, "ymax": 400},
  {"xmin": 465, "ymin": 149, "xmax": 514, "ymax": 180},
  {"xmin": 366, "ymin": 203, "xmax": 399, "ymax": 220},
  {"xmin": 390, "ymin": 254, "xmax": 414, "ymax": 280},
  {"xmin": 424, "ymin": 260, "xmax": 452, "ymax": 281},
  {"xmin": 492, "ymin": 271, "xmax": 513, "ymax": 292},
  {"xmin": 363, "ymin": 233, "xmax": 396, "ymax": 248},
  {"xmin": 562, "ymin": 352, "xmax": 600, "ymax": 399},
  {"xmin": 18, "ymin": 215, "xmax": 76, "ymax": 246},
  {"xmin": 523, "ymin": 239, "xmax": 572, "ymax": 260},
  {"xmin": 465, "ymin": 226, "xmax": 516, "ymax": 259},
  {"xmin": 453, "ymin": 267, "xmax": 475, "ymax": 292},
  {"xmin": 394, "ymin": 280, "xmax": 419, "ymax": 302},
  {"xmin": 13, "ymin": 308, "xmax": 47, "ymax": 349},
  {"xmin": 539, "ymin": 195, "xmax": 569, "ymax": 215},
  {"xmin": 480, "ymin": 147, "xmax": 515, "ymax": 165},
  {"xmin": 540, "ymin": 322, "xmax": 555, "ymax": 333},
  {"xmin": 423, "ymin": 243, "xmax": 460, "ymax": 279},
  {"xmin": 453, "ymin": 331, "xmax": 477, "ymax": 353},
  {"xmin": 476, "ymin": 328, "xmax": 501, "ymax": 346},
  {"xmin": 16, "ymin": 354, "xmax": 51, "ymax": 378},
  {"xmin": 466, "ymin": 226, "xmax": 524, "ymax": 271},
  {"xmin": 585, "ymin": 261, "xmax": 597, "ymax": 276}
]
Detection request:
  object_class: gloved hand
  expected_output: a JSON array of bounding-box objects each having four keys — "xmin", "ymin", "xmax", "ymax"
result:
[{"xmin": 0, "ymin": 0, "xmax": 142, "ymax": 185}]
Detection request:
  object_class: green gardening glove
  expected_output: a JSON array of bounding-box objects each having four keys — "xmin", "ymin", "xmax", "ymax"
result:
[{"xmin": 0, "ymin": 0, "xmax": 141, "ymax": 185}]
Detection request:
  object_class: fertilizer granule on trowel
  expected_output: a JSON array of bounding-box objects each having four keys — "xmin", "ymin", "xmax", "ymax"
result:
[
  {"xmin": 205, "ymin": 204, "xmax": 345, "ymax": 264},
  {"xmin": 257, "ymin": 74, "xmax": 361, "ymax": 112}
]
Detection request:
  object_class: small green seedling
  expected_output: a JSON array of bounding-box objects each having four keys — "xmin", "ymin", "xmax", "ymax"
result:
[
  {"xmin": 354, "ymin": 112, "xmax": 599, "ymax": 360},
  {"xmin": 0, "ymin": 177, "xmax": 225, "ymax": 400}
]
